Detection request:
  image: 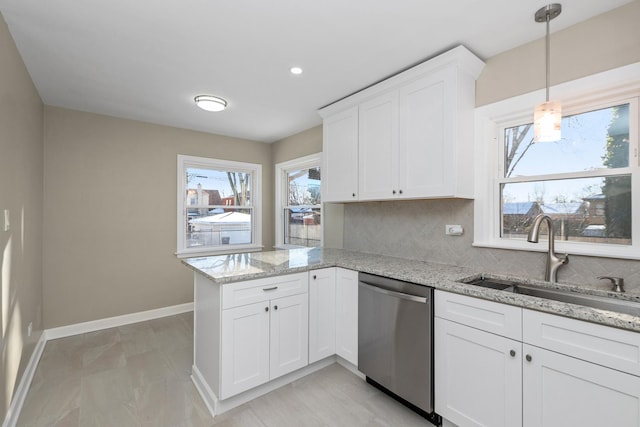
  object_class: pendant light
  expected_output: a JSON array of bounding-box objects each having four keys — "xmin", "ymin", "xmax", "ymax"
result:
[{"xmin": 533, "ymin": 4, "xmax": 562, "ymax": 142}]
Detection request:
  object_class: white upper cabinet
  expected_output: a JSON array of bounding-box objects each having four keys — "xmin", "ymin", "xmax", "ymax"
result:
[
  {"xmin": 358, "ymin": 91, "xmax": 399, "ymax": 200},
  {"xmin": 319, "ymin": 45, "xmax": 484, "ymax": 202},
  {"xmin": 321, "ymin": 106, "xmax": 359, "ymax": 202}
]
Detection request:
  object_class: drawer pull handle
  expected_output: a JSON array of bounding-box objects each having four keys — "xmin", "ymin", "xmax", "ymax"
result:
[
  {"xmin": 510, "ymin": 350, "xmax": 516, "ymax": 357},
  {"xmin": 526, "ymin": 354, "xmax": 532, "ymax": 362},
  {"xmin": 263, "ymin": 286, "xmax": 278, "ymax": 291}
]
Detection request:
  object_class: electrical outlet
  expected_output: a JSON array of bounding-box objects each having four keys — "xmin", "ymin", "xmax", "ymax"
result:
[
  {"xmin": 4, "ymin": 209, "xmax": 9, "ymax": 232},
  {"xmin": 27, "ymin": 322, "xmax": 32, "ymax": 337},
  {"xmin": 445, "ymin": 224, "xmax": 464, "ymax": 236}
]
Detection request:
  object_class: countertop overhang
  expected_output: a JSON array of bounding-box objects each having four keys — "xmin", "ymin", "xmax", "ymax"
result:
[{"xmin": 182, "ymin": 247, "xmax": 640, "ymax": 333}]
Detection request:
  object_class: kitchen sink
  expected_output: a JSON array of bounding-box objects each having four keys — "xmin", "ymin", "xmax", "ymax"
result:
[{"xmin": 461, "ymin": 277, "xmax": 640, "ymax": 317}]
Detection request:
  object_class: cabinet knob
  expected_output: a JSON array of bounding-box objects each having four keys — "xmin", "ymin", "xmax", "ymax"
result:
[
  {"xmin": 313, "ymin": 275, "xmax": 317, "ymax": 280},
  {"xmin": 265, "ymin": 307, "xmax": 269, "ymax": 312},
  {"xmin": 274, "ymin": 305, "xmax": 278, "ymax": 310},
  {"xmin": 510, "ymin": 350, "xmax": 516, "ymax": 357},
  {"xmin": 526, "ymin": 354, "xmax": 532, "ymax": 362},
  {"xmin": 392, "ymin": 190, "xmax": 396, "ymax": 195},
  {"xmin": 352, "ymin": 193, "xmax": 356, "ymax": 197},
  {"xmin": 399, "ymin": 189, "xmax": 403, "ymax": 194}
]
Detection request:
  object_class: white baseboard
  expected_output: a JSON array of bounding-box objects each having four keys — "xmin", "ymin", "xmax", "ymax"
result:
[
  {"xmin": 191, "ymin": 365, "xmax": 217, "ymax": 418},
  {"xmin": 336, "ymin": 356, "xmax": 364, "ymax": 379},
  {"xmin": 192, "ymin": 357, "xmax": 336, "ymax": 418},
  {"xmin": 2, "ymin": 302, "xmax": 194, "ymax": 427},
  {"xmin": 45, "ymin": 302, "xmax": 194, "ymax": 340},
  {"xmin": 2, "ymin": 333, "xmax": 47, "ymax": 427}
]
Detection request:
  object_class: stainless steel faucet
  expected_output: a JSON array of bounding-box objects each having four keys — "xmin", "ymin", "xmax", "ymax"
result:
[{"xmin": 527, "ymin": 214, "xmax": 569, "ymax": 283}]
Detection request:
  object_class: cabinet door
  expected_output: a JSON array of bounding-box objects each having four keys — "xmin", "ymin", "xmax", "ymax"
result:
[
  {"xmin": 270, "ymin": 293, "xmax": 309, "ymax": 380},
  {"xmin": 523, "ymin": 344, "xmax": 640, "ymax": 427},
  {"xmin": 220, "ymin": 302, "xmax": 270, "ymax": 399},
  {"xmin": 309, "ymin": 269, "xmax": 336, "ymax": 364},
  {"xmin": 322, "ymin": 107, "xmax": 359, "ymax": 202},
  {"xmin": 435, "ymin": 318, "xmax": 522, "ymax": 427},
  {"xmin": 358, "ymin": 91, "xmax": 399, "ymax": 200},
  {"xmin": 335, "ymin": 268, "xmax": 358, "ymax": 365},
  {"xmin": 398, "ymin": 68, "xmax": 454, "ymax": 198}
]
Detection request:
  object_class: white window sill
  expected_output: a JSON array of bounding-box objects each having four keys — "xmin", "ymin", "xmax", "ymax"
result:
[
  {"xmin": 273, "ymin": 244, "xmax": 316, "ymax": 250},
  {"xmin": 176, "ymin": 245, "xmax": 263, "ymax": 259},
  {"xmin": 473, "ymin": 239, "xmax": 640, "ymax": 261}
]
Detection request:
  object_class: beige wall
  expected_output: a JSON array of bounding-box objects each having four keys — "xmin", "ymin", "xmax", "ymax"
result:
[
  {"xmin": 477, "ymin": 0, "xmax": 640, "ymax": 106},
  {"xmin": 0, "ymin": 14, "xmax": 44, "ymax": 421},
  {"xmin": 43, "ymin": 108, "xmax": 273, "ymax": 328},
  {"xmin": 271, "ymin": 125, "xmax": 322, "ymax": 165}
]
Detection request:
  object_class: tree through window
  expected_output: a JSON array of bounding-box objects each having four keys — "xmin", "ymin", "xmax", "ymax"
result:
[{"xmin": 501, "ymin": 103, "xmax": 632, "ymax": 245}]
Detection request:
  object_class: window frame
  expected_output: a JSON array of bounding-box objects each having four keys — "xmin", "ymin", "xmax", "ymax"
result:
[
  {"xmin": 474, "ymin": 63, "xmax": 640, "ymax": 260},
  {"xmin": 274, "ymin": 153, "xmax": 323, "ymax": 249},
  {"xmin": 176, "ymin": 154, "xmax": 262, "ymax": 257}
]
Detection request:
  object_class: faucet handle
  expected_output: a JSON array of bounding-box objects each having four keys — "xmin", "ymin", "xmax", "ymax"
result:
[{"xmin": 598, "ymin": 276, "xmax": 625, "ymax": 293}]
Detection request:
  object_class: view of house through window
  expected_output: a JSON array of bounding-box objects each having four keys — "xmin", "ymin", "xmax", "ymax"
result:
[
  {"xmin": 500, "ymin": 103, "xmax": 632, "ymax": 245},
  {"xmin": 284, "ymin": 167, "xmax": 321, "ymax": 247},
  {"xmin": 177, "ymin": 155, "xmax": 261, "ymax": 255},
  {"xmin": 276, "ymin": 154, "xmax": 322, "ymax": 248}
]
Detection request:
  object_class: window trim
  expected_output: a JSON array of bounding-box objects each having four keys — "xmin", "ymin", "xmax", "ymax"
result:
[
  {"xmin": 176, "ymin": 154, "xmax": 262, "ymax": 258},
  {"xmin": 274, "ymin": 153, "xmax": 322, "ymax": 249},
  {"xmin": 474, "ymin": 62, "xmax": 640, "ymax": 260}
]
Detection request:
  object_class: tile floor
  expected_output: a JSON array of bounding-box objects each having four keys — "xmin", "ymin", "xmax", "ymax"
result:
[{"xmin": 17, "ymin": 312, "xmax": 434, "ymax": 426}]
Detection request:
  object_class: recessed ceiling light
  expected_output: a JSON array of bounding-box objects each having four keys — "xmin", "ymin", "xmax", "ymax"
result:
[
  {"xmin": 290, "ymin": 66, "xmax": 303, "ymax": 75},
  {"xmin": 194, "ymin": 95, "xmax": 227, "ymax": 112}
]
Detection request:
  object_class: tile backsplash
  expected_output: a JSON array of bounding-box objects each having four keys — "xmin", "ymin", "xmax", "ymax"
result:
[{"xmin": 342, "ymin": 199, "xmax": 640, "ymax": 292}]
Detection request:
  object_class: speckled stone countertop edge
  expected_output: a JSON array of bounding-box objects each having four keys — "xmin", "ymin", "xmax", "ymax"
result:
[{"xmin": 181, "ymin": 248, "xmax": 640, "ymax": 333}]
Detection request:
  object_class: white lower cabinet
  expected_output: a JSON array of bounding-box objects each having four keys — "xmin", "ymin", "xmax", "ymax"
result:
[
  {"xmin": 435, "ymin": 317, "xmax": 522, "ymax": 427},
  {"xmin": 308, "ymin": 268, "xmax": 336, "ymax": 363},
  {"xmin": 220, "ymin": 301, "xmax": 271, "ymax": 399},
  {"xmin": 435, "ymin": 290, "xmax": 640, "ymax": 427},
  {"xmin": 268, "ymin": 293, "xmax": 309, "ymax": 379},
  {"xmin": 194, "ymin": 272, "xmax": 309, "ymax": 401},
  {"xmin": 523, "ymin": 343, "xmax": 640, "ymax": 427},
  {"xmin": 220, "ymin": 292, "xmax": 309, "ymax": 399},
  {"xmin": 335, "ymin": 267, "xmax": 358, "ymax": 365}
]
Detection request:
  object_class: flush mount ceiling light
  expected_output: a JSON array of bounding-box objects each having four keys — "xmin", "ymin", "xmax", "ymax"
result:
[
  {"xmin": 194, "ymin": 95, "xmax": 227, "ymax": 112},
  {"xmin": 290, "ymin": 66, "xmax": 303, "ymax": 75},
  {"xmin": 533, "ymin": 3, "xmax": 562, "ymax": 142}
]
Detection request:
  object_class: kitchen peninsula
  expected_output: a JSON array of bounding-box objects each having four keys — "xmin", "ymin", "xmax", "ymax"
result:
[{"xmin": 183, "ymin": 248, "xmax": 640, "ymax": 426}]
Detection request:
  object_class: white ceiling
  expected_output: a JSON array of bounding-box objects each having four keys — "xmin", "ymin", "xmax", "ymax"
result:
[{"xmin": 0, "ymin": 0, "xmax": 633, "ymax": 142}]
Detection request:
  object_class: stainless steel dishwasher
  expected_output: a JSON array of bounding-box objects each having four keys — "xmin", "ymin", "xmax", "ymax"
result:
[{"xmin": 358, "ymin": 272, "xmax": 440, "ymax": 425}]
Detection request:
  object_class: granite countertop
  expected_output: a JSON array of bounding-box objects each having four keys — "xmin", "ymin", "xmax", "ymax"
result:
[{"xmin": 182, "ymin": 247, "xmax": 640, "ymax": 333}]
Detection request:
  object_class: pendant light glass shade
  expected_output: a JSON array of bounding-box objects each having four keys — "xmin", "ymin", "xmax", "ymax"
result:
[
  {"xmin": 533, "ymin": 4, "xmax": 562, "ymax": 143},
  {"xmin": 534, "ymin": 100, "xmax": 561, "ymax": 142}
]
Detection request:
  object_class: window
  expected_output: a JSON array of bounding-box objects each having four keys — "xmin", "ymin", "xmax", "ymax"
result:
[
  {"xmin": 474, "ymin": 64, "xmax": 640, "ymax": 259},
  {"xmin": 501, "ymin": 103, "xmax": 632, "ymax": 245},
  {"xmin": 177, "ymin": 155, "xmax": 261, "ymax": 256},
  {"xmin": 275, "ymin": 154, "xmax": 322, "ymax": 248}
]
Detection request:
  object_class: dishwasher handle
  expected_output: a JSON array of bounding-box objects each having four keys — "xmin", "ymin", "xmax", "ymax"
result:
[{"xmin": 359, "ymin": 281, "xmax": 428, "ymax": 304}]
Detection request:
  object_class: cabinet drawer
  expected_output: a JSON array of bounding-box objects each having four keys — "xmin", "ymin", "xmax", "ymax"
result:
[
  {"xmin": 523, "ymin": 309, "xmax": 640, "ymax": 377},
  {"xmin": 435, "ymin": 290, "xmax": 522, "ymax": 340},
  {"xmin": 222, "ymin": 273, "xmax": 309, "ymax": 309}
]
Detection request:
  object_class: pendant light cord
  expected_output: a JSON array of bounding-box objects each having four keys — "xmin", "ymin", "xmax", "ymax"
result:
[{"xmin": 545, "ymin": 11, "xmax": 551, "ymax": 103}]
